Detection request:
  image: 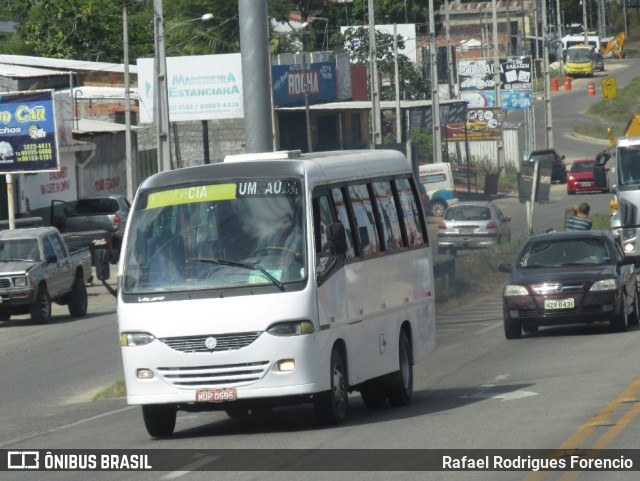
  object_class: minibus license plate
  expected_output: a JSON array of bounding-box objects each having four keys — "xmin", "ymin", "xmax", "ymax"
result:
[
  {"xmin": 545, "ymin": 298, "xmax": 574, "ymax": 310},
  {"xmin": 195, "ymin": 388, "xmax": 237, "ymax": 403}
]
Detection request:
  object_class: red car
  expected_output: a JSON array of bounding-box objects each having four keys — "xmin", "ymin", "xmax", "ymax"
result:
[{"xmin": 567, "ymin": 159, "xmax": 609, "ymax": 194}]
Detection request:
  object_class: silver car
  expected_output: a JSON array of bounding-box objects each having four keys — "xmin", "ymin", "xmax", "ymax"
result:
[{"xmin": 437, "ymin": 202, "xmax": 511, "ymax": 255}]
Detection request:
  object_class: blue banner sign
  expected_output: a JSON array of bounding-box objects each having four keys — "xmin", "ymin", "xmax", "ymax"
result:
[
  {"xmin": 461, "ymin": 90, "xmax": 532, "ymax": 111},
  {"xmin": 0, "ymin": 90, "xmax": 59, "ymax": 173},
  {"xmin": 272, "ymin": 62, "xmax": 337, "ymax": 107}
]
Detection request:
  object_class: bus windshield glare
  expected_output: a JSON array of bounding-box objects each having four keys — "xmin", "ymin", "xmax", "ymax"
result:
[{"xmin": 122, "ymin": 178, "xmax": 305, "ymax": 294}]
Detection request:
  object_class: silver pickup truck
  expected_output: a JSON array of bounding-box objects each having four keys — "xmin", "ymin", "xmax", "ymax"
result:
[{"xmin": 0, "ymin": 227, "xmax": 92, "ymax": 324}]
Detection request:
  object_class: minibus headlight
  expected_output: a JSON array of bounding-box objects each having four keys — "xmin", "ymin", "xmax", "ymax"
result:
[
  {"xmin": 120, "ymin": 332, "xmax": 156, "ymax": 346},
  {"xmin": 267, "ymin": 320, "xmax": 315, "ymax": 336}
]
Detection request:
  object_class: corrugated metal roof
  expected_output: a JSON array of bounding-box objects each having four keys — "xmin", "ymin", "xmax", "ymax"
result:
[
  {"xmin": 0, "ymin": 63, "xmax": 68, "ymax": 78},
  {"xmin": 0, "ymin": 54, "xmax": 136, "ymax": 74},
  {"xmin": 276, "ymin": 99, "xmax": 465, "ymax": 111},
  {"xmin": 73, "ymin": 118, "xmax": 128, "ymax": 134},
  {"xmin": 60, "ymin": 86, "xmax": 140, "ymax": 100}
]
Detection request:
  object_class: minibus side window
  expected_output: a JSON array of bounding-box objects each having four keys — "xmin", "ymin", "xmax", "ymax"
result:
[
  {"xmin": 313, "ymin": 194, "xmax": 337, "ymax": 277},
  {"xmin": 348, "ymin": 183, "xmax": 380, "ymax": 257},
  {"xmin": 372, "ymin": 180, "xmax": 404, "ymax": 251},
  {"xmin": 395, "ymin": 177, "xmax": 425, "ymax": 246},
  {"xmin": 330, "ymin": 188, "xmax": 356, "ymax": 259}
]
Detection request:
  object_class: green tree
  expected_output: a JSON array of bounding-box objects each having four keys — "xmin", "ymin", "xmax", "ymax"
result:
[
  {"xmin": 331, "ymin": 26, "xmax": 430, "ymax": 100},
  {"xmin": 4, "ymin": 0, "xmax": 153, "ymax": 62}
]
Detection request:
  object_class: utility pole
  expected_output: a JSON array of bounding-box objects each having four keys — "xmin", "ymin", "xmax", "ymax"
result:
[
  {"xmin": 542, "ymin": 0, "xmax": 554, "ymax": 148},
  {"xmin": 153, "ymin": 0, "xmax": 172, "ymax": 171},
  {"xmin": 368, "ymin": 0, "xmax": 381, "ymax": 146},
  {"xmin": 303, "ymin": 52, "xmax": 313, "ymax": 152},
  {"xmin": 123, "ymin": 3, "xmax": 135, "ymax": 201},
  {"xmin": 583, "ymin": 0, "xmax": 588, "ymax": 45},
  {"xmin": 239, "ymin": 0, "xmax": 273, "ymax": 153},
  {"xmin": 428, "ymin": 0, "xmax": 442, "ymax": 162},
  {"xmin": 556, "ymin": 0, "xmax": 564, "ymax": 76},
  {"xmin": 393, "ymin": 24, "xmax": 401, "ymax": 142},
  {"xmin": 492, "ymin": 0, "xmax": 503, "ymax": 170},
  {"xmin": 444, "ymin": 0, "xmax": 455, "ymax": 98}
]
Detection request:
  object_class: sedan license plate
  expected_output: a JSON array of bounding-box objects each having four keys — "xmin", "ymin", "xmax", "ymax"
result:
[
  {"xmin": 544, "ymin": 298, "xmax": 574, "ymax": 310},
  {"xmin": 195, "ymin": 388, "xmax": 237, "ymax": 403},
  {"xmin": 458, "ymin": 228, "xmax": 474, "ymax": 234},
  {"xmin": 580, "ymin": 182, "xmax": 592, "ymax": 187}
]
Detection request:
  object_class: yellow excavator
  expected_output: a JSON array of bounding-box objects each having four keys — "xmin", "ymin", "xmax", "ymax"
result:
[{"xmin": 601, "ymin": 32, "xmax": 625, "ymax": 59}]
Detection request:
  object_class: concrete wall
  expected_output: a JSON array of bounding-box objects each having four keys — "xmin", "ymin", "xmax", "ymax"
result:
[
  {"xmin": 446, "ymin": 123, "xmax": 524, "ymax": 170},
  {"xmin": 136, "ymin": 118, "xmax": 246, "ymax": 168},
  {"xmin": 75, "ymin": 132, "xmax": 127, "ymax": 197}
]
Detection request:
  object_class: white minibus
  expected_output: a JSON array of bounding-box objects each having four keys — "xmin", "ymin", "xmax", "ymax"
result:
[
  {"xmin": 117, "ymin": 149, "xmax": 436, "ymax": 437},
  {"xmin": 418, "ymin": 162, "xmax": 459, "ymax": 217}
]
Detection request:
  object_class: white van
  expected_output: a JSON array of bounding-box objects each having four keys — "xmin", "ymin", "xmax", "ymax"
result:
[
  {"xmin": 418, "ymin": 162, "xmax": 459, "ymax": 217},
  {"xmin": 117, "ymin": 149, "xmax": 436, "ymax": 437}
]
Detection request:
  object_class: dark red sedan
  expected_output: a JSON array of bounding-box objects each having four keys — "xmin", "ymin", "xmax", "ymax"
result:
[{"xmin": 567, "ymin": 159, "xmax": 609, "ymax": 194}]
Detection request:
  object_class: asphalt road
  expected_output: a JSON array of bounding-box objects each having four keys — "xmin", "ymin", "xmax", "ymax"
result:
[{"xmin": 2, "ymin": 57, "xmax": 640, "ymax": 481}]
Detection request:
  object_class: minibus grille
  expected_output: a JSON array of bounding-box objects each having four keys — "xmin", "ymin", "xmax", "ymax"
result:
[
  {"xmin": 156, "ymin": 361, "xmax": 270, "ymax": 387},
  {"xmin": 158, "ymin": 331, "xmax": 263, "ymax": 353}
]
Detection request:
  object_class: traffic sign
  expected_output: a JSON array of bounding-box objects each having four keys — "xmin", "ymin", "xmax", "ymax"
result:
[{"xmin": 601, "ymin": 77, "xmax": 618, "ymax": 100}]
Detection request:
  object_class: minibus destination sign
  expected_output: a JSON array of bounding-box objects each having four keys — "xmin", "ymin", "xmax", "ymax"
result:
[{"xmin": 145, "ymin": 180, "xmax": 300, "ymax": 209}]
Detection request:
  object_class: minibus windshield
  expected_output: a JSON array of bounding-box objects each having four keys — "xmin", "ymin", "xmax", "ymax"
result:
[{"xmin": 122, "ymin": 178, "xmax": 305, "ymax": 294}]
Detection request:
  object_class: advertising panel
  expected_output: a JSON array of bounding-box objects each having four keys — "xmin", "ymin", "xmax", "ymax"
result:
[
  {"xmin": 457, "ymin": 59, "xmax": 495, "ymax": 91},
  {"xmin": 272, "ymin": 62, "xmax": 337, "ymax": 106},
  {"xmin": 500, "ymin": 56, "xmax": 532, "ymax": 91},
  {"xmin": 137, "ymin": 53, "xmax": 244, "ymax": 123},
  {"xmin": 0, "ymin": 90, "xmax": 59, "ymax": 173},
  {"xmin": 444, "ymin": 107, "xmax": 503, "ymax": 142},
  {"xmin": 461, "ymin": 90, "xmax": 532, "ymax": 111}
]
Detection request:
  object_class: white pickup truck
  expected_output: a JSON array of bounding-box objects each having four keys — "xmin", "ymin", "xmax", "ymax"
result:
[{"xmin": 0, "ymin": 227, "xmax": 92, "ymax": 324}]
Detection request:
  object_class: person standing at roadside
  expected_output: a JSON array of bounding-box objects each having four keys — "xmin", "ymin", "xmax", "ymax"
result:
[{"xmin": 566, "ymin": 202, "xmax": 592, "ymax": 230}]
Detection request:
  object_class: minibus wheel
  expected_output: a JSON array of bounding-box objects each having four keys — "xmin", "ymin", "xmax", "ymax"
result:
[
  {"xmin": 387, "ymin": 331, "xmax": 413, "ymax": 406},
  {"xmin": 314, "ymin": 348, "xmax": 348, "ymax": 425},
  {"xmin": 142, "ymin": 404, "xmax": 177, "ymax": 437}
]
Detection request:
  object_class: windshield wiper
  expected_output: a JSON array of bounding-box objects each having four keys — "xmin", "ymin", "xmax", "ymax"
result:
[{"xmin": 194, "ymin": 258, "xmax": 285, "ymax": 291}]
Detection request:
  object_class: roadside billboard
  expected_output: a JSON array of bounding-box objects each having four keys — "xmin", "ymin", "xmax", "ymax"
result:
[
  {"xmin": 461, "ymin": 90, "xmax": 532, "ymax": 111},
  {"xmin": 272, "ymin": 62, "xmax": 337, "ymax": 106},
  {"xmin": 137, "ymin": 53, "xmax": 244, "ymax": 123},
  {"xmin": 444, "ymin": 107, "xmax": 503, "ymax": 142},
  {"xmin": 0, "ymin": 90, "xmax": 59, "ymax": 173},
  {"xmin": 500, "ymin": 56, "xmax": 532, "ymax": 91}
]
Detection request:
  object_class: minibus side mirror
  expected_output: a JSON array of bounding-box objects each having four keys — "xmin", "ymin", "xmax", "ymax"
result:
[{"xmin": 327, "ymin": 223, "xmax": 347, "ymax": 256}]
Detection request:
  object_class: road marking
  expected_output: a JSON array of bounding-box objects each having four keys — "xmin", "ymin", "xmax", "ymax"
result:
[
  {"xmin": 523, "ymin": 377, "xmax": 640, "ymax": 481},
  {"xmin": 161, "ymin": 455, "xmax": 220, "ymax": 479},
  {"xmin": 478, "ymin": 321, "xmax": 502, "ymax": 334},
  {"xmin": 462, "ymin": 375, "xmax": 539, "ymax": 401},
  {"xmin": 0, "ymin": 405, "xmax": 136, "ymax": 448}
]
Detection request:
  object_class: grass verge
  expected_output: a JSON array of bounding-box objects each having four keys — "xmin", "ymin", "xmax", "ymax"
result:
[{"xmin": 92, "ymin": 378, "xmax": 126, "ymax": 401}]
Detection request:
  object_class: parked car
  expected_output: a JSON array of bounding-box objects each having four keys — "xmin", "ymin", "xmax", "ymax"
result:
[
  {"xmin": 51, "ymin": 194, "xmax": 130, "ymax": 263},
  {"xmin": 437, "ymin": 202, "xmax": 511, "ymax": 255},
  {"xmin": 0, "ymin": 227, "xmax": 92, "ymax": 324},
  {"xmin": 595, "ymin": 52, "xmax": 605, "ymax": 72},
  {"xmin": 499, "ymin": 230, "xmax": 638, "ymax": 339},
  {"xmin": 528, "ymin": 149, "xmax": 568, "ymax": 183},
  {"xmin": 567, "ymin": 158, "xmax": 609, "ymax": 194}
]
